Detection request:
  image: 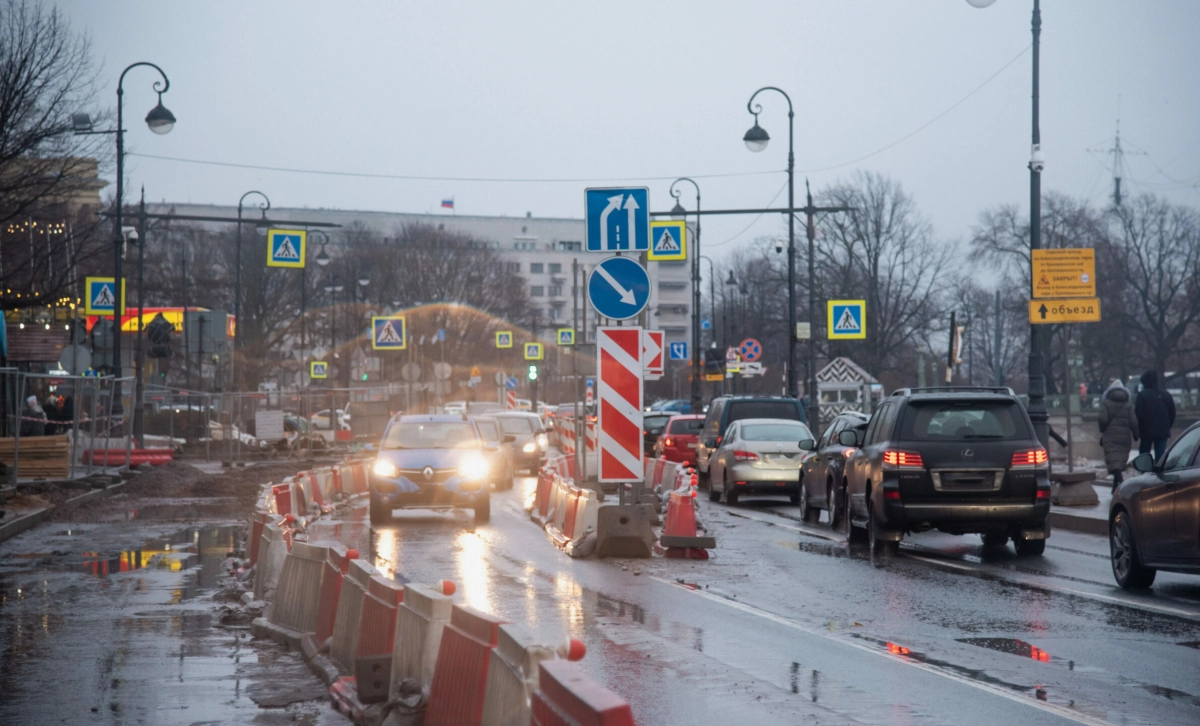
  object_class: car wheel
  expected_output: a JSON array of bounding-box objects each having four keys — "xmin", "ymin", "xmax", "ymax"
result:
[
  {"xmin": 1110, "ymin": 511, "xmax": 1155, "ymax": 589},
  {"xmin": 369, "ymin": 495, "xmax": 391, "ymax": 525},
  {"xmin": 828, "ymin": 481, "xmax": 843, "ymax": 531},
  {"xmin": 708, "ymin": 484, "xmax": 721, "ymax": 502},
  {"xmin": 799, "ymin": 479, "xmax": 818, "ymax": 522},
  {"xmin": 474, "ymin": 494, "xmax": 491, "ymax": 525},
  {"xmin": 981, "ymin": 533, "xmax": 1009, "ymax": 548},
  {"xmin": 867, "ymin": 494, "xmax": 898, "ymax": 556},
  {"xmin": 724, "ymin": 473, "xmax": 739, "ymax": 506},
  {"xmin": 1014, "ymin": 537, "xmax": 1046, "ymax": 556}
]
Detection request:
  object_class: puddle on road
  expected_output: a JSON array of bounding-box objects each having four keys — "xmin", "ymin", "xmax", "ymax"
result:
[{"xmin": 957, "ymin": 637, "xmax": 1052, "ymax": 662}]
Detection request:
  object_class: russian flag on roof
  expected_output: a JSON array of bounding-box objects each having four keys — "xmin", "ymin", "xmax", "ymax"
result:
[{"xmin": 441, "ymin": 198, "xmax": 454, "ymax": 209}]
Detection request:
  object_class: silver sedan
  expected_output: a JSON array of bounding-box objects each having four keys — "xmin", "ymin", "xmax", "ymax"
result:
[{"xmin": 708, "ymin": 418, "xmax": 813, "ymax": 505}]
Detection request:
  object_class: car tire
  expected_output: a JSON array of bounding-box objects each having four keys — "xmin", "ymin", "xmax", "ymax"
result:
[
  {"xmin": 724, "ymin": 473, "xmax": 739, "ymax": 506},
  {"xmin": 474, "ymin": 494, "xmax": 491, "ymax": 525},
  {"xmin": 798, "ymin": 479, "xmax": 817, "ymax": 522},
  {"xmin": 1110, "ymin": 510, "xmax": 1155, "ymax": 589},
  {"xmin": 369, "ymin": 495, "xmax": 391, "ymax": 525},
  {"xmin": 708, "ymin": 484, "xmax": 721, "ymax": 502},
  {"xmin": 504, "ymin": 462, "xmax": 515, "ymax": 491},
  {"xmin": 1015, "ymin": 536, "xmax": 1046, "ymax": 557},
  {"xmin": 828, "ymin": 481, "xmax": 843, "ymax": 531},
  {"xmin": 867, "ymin": 495, "xmax": 899, "ymax": 556},
  {"xmin": 981, "ymin": 533, "xmax": 1009, "ymax": 549}
]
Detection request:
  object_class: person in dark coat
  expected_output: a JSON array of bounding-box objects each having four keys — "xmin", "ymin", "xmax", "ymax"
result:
[
  {"xmin": 1098, "ymin": 379, "xmax": 1138, "ymax": 490},
  {"xmin": 20, "ymin": 396, "xmax": 46, "ymax": 437},
  {"xmin": 1134, "ymin": 370, "xmax": 1175, "ymax": 462},
  {"xmin": 42, "ymin": 395, "xmax": 61, "ymax": 436}
]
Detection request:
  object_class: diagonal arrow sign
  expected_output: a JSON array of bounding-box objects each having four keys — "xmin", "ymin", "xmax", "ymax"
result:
[
  {"xmin": 595, "ymin": 263, "xmax": 636, "ymax": 305},
  {"xmin": 623, "ymin": 194, "xmax": 640, "ymax": 250},
  {"xmin": 599, "ymin": 194, "xmax": 624, "ymax": 250}
]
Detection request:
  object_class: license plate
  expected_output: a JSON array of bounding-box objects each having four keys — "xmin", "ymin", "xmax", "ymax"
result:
[{"xmin": 687, "ymin": 443, "xmax": 698, "ymax": 449}]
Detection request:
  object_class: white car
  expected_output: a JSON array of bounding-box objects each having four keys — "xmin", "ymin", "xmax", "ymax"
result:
[{"xmin": 444, "ymin": 401, "xmax": 468, "ymax": 415}]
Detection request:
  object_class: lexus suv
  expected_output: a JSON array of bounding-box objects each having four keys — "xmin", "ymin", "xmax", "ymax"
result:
[
  {"xmin": 842, "ymin": 388, "xmax": 1051, "ymax": 556},
  {"xmin": 369, "ymin": 414, "xmax": 493, "ymax": 526}
]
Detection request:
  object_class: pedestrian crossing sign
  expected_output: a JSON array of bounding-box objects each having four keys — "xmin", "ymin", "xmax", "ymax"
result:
[
  {"xmin": 557, "ymin": 328, "xmax": 575, "ymax": 346},
  {"xmin": 648, "ymin": 220, "xmax": 687, "ymax": 261},
  {"xmin": 310, "ymin": 361, "xmax": 328, "ymax": 379},
  {"xmin": 524, "ymin": 342, "xmax": 544, "ymax": 360},
  {"xmin": 496, "ymin": 331, "xmax": 513, "ymax": 348},
  {"xmin": 84, "ymin": 277, "xmax": 125, "ymax": 316},
  {"xmin": 267, "ymin": 229, "xmax": 306, "ymax": 268},
  {"xmin": 827, "ymin": 300, "xmax": 866, "ymax": 340},
  {"xmin": 371, "ymin": 315, "xmax": 407, "ymax": 350}
]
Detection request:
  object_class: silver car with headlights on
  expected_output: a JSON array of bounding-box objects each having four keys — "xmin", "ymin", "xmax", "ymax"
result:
[{"xmin": 708, "ymin": 418, "xmax": 813, "ymax": 505}]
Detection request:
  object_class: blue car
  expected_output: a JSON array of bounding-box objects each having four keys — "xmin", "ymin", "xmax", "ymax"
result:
[{"xmin": 369, "ymin": 414, "xmax": 493, "ymax": 525}]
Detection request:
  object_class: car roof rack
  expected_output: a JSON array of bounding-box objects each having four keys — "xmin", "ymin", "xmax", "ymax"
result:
[{"xmin": 891, "ymin": 386, "xmax": 1016, "ymax": 397}]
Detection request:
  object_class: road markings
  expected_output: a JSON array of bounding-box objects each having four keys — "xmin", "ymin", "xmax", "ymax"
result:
[
  {"xmin": 650, "ymin": 575, "xmax": 1117, "ymax": 726},
  {"xmin": 723, "ymin": 507, "xmax": 843, "ymax": 542}
]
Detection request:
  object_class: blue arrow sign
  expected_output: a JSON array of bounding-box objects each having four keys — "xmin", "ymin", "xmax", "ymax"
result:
[
  {"xmin": 587, "ymin": 256, "xmax": 651, "ymax": 320},
  {"xmin": 669, "ymin": 341, "xmax": 689, "ymax": 360},
  {"xmin": 585, "ymin": 187, "xmax": 649, "ymax": 252},
  {"xmin": 701, "ymin": 318, "xmax": 711, "ymax": 331},
  {"xmin": 505, "ymin": 376, "xmax": 519, "ymax": 390}
]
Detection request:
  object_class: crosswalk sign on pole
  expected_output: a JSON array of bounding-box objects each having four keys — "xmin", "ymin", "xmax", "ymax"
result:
[
  {"xmin": 648, "ymin": 220, "xmax": 687, "ymax": 261},
  {"xmin": 557, "ymin": 328, "xmax": 575, "ymax": 346},
  {"xmin": 310, "ymin": 361, "xmax": 328, "ymax": 379},
  {"xmin": 496, "ymin": 331, "xmax": 513, "ymax": 348},
  {"xmin": 267, "ymin": 229, "xmax": 307, "ymax": 268},
  {"xmin": 827, "ymin": 300, "xmax": 867, "ymax": 340},
  {"xmin": 84, "ymin": 277, "xmax": 126, "ymax": 316},
  {"xmin": 524, "ymin": 342, "xmax": 544, "ymax": 360},
  {"xmin": 371, "ymin": 315, "xmax": 407, "ymax": 350}
]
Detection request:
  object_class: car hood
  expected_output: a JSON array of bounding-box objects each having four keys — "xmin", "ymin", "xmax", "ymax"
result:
[{"xmin": 377, "ymin": 447, "xmax": 478, "ymax": 468}]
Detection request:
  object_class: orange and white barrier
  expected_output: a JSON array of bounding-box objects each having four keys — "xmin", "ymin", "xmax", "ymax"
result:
[
  {"xmin": 392, "ymin": 581, "xmax": 456, "ymax": 694},
  {"xmin": 425, "ymin": 605, "xmax": 511, "ymax": 725},
  {"xmin": 329, "ymin": 558, "xmax": 378, "ymax": 675},
  {"xmin": 254, "ymin": 541, "xmax": 329, "ymax": 648},
  {"xmin": 660, "ymin": 489, "xmax": 716, "ymax": 558},
  {"xmin": 531, "ymin": 659, "xmax": 635, "ymax": 726},
  {"xmin": 480, "ymin": 624, "xmax": 585, "ymax": 726},
  {"xmin": 254, "ymin": 517, "xmax": 292, "ymax": 601}
]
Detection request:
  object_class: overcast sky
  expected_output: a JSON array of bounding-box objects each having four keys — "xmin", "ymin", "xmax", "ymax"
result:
[{"xmin": 59, "ymin": 0, "xmax": 1200, "ymax": 261}]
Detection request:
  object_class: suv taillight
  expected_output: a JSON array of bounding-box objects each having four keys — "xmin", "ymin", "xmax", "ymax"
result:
[
  {"xmin": 1012, "ymin": 448, "xmax": 1049, "ymax": 469},
  {"xmin": 733, "ymin": 450, "xmax": 760, "ymax": 462},
  {"xmin": 882, "ymin": 450, "xmax": 924, "ymax": 469},
  {"xmin": 663, "ymin": 437, "xmax": 674, "ymax": 447}
]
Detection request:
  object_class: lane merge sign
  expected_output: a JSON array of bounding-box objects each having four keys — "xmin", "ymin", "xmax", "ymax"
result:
[
  {"xmin": 587, "ymin": 256, "xmax": 651, "ymax": 320},
  {"xmin": 371, "ymin": 316, "xmax": 407, "ymax": 350},
  {"xmin": 267, "ymin": 229, "xmax": 306, "ymax": 268},
  {"xmin": 585, "ymin": 187, "xmax": 649, "ymax": 252},
  {"xmin": 828, "ymin": 300, "xmax": 867, "ymax": 340},
  {"xmin": 1029, "ymin": 298, "xmax": 1101, "ymax": 324},
  {"xmin": 648, "ymin": 220, "xmax": 687, "ymax": 261}
]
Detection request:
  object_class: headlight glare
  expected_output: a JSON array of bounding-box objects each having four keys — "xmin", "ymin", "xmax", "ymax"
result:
[
  {"xmin": 459, "ymin": 454, "xmax": 489, "ymax": 481},
  {"xmin": 522, "ymin": 442, "xmax": 537, "ymax": 454},
  {"xmin": 373, "ymin": 459, "xmax": 399, "ymax": 478},
  {"xmin": 536, "ymin": 433, "xmax": 548, "ymax": 450}
]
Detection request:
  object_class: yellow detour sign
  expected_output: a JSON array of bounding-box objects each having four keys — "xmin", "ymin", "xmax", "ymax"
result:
[
  {"xmin": 704, "ymin": 373, "xmax": 724, "ymax": 382},
  {"xmin": 1029, "ymin": 298, "xmax": 1101, "ymax": 324},
  {"xmin": 1032, "ymin": 248, "xmax": 1095, "ymax": 299}
]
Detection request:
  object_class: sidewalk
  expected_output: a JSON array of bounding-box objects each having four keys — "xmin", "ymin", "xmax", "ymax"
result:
[{"xmin": 1049, "ymin": 483, "xmax": 1111, "ymax": 536}]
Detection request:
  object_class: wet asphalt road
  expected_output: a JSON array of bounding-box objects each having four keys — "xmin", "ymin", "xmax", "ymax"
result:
[
  {"xmin": 2, "ymin": 470, "xmax": 1199, "ymax": 726},
  {"xmin": 320, "ymin": 476, "xmax": 1200, "ymax": 726}
]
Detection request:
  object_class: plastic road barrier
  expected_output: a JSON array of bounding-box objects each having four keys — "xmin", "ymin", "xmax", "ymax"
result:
[
  {"xmin": 248, "ymin": 511, "xmax": 272, "ymax": 567},
  {"xmin": 660, "ymin": 490, "xmax": 716, "ymax": 557},
  {"xmin": 329, "ymin": 558, "xmax": 378, "ymax": 675},
  {"xmin": 254, "ymin": 520, "xmax": 288, "ymax": 602},
  {"xmin": 391, "ymin": 581, "xmax": 456, "ymax": 696},
  {"xmin": 425, "ymin": 605, "xmax": 511, "ymax": 726},
  {"xmin": 255, "ymin": 541, "xmax": 330, "ymax": 648},
  {"xmin": 481, "ymin": 624, "xmax": 585, "ymax": 726},
  {"xmin": 531, "ymin": 658, "xmax": 636, "ymax": 726}
]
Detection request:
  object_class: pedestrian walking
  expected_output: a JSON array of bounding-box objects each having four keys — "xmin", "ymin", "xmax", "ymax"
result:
[
  {"xmin": 20, "ymin": 395, "xmax": 46, "ymax": 437},
  {"xmin": 1098, "ymin": 379, "xmax": 1138, "ymax": 490},
  {"xmin": 1134, "ymin": 370, "xmax": 1175, "ymax": 462}
]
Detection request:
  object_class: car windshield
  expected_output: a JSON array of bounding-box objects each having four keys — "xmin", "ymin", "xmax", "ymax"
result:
[
  {"xmin": 497, "ymin": 417, "xmax": 533, "ymax": 434},
  {"xmin": 668, "ymin": 418, "xmax": 704, "ymax": 434},
  {"xmin": 741, "ymin": 422, "xmax": 811, "ymax": 442},
  {"xmin": 900, "ymin": 401, "xmax": 1026, "ymax": 441},
  {"xmin": 476, "ymin": 419, "xmax": 500, "ymax": 442},
  {"xmin": 727, "ymin": 400, "xmax": 802, "ymax": 425},
  {"xmin": 382, "ymin": 422, "xmax": 479, "ymax": 449},
  {"xmin": 644, "ymin": 415, "xmax": 672, "ymax": 430}
]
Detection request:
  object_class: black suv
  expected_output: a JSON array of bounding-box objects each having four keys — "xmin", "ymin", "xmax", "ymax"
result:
[
  {"xmin": 843, "ymin": 388, "xmax": 1051, "ymax": 556},
  {"xmin": 697, "ymin": 395, "xmax": 808, "ymax": 482}
]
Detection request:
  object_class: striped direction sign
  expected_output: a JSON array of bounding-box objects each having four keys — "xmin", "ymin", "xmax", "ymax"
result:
[
  {"xmin": 266, "ymin": 229, "xmax": 306, "ymax": 268},
  {"xmin": 597, "ymin": 327, "xmax": 643, "ymax": 482},
  {"xmin": 371, "ymin": 316, "xmax": 407, "ymax": 350}
]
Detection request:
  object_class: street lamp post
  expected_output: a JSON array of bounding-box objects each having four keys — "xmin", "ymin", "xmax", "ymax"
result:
[
  {"xmin": 308, "ymin": 234, "xmax": 330, "ymax": 366},
  {"xmin": 968, "ymin": 0, "xmax": 1048, "ymax": 444},
  {"xmin": 700, "ymin": 255, "xmax": 716, "ymax": 350},
  {"xmin": 235, "ymin": 191, "xmax": 270, "ymax": 392},
  {"xmin": 109, "ymin": 63, "xmax": 176, "ymax": 432},
  {"xmin": 743, "ymin": 87, "xmax": 800, "ymax": 403},
  {"xmin": 669, "ymin": 178, "xmax": 702, "ymax": 413}
]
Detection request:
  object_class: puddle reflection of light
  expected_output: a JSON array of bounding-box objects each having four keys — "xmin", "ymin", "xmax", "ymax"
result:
[
  {"xmin": 374, "ymin": 528, "xmax": 398, "ymax": 579},
  {"xmin": 554, "ymin": 574, "xmax": 585, "ymax": 639},
  {"xmin": 886, "ymin": 642, "xmax": 911, "ymax": 656},
  {"xmin": 455, "ymin": 532, "xmax": 492, "ymax": 612}
]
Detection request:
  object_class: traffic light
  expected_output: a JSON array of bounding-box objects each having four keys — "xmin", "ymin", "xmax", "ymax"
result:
[
  {"xmin": 528, "ymin": 364, "xmax": 538, "ymax": 381},
  {"xmin": 361, "ymin": 373, "xmax": 368, "ymax": 381}
]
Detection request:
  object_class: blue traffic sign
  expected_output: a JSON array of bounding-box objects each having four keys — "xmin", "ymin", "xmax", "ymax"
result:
[
  {"xmin": 505, "ymin": 376, "xmax": 519, "ymax": 390},
  {"xmin": 587, "ymin": 256, "xmax": 651, "ymax": 320},
  {"xmin": 669, "ymin": 341, "xmax": 689, "ymax": 360},
  {"xmin": 701, "ymin": 318, "xmax": 711, "ymax": 330},
  {"xmin": 585, "ymin": 187, "xmax": 649, "ymax": 252}
]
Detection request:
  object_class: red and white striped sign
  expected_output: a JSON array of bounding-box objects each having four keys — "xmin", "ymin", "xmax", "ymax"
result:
[
  {"xmin": 597, "ymin": 327, "xmax": 643, "ymax": 482},
  {"xmin": 642, "ymin": 329, "xmax": 664, "ymax": 380},
  {"xmin": 506, "ymin": 390, "xmax": 517, "ymax": 410}
]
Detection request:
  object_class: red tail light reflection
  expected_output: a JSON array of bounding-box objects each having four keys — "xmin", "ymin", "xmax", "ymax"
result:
[
  {"xmin": 886, "ymin": 642, "xmax": 911, "ymax": 655},
  {"xmin": 1030, "ymin": 645, "xmax": 1050, "ymax": 662}
]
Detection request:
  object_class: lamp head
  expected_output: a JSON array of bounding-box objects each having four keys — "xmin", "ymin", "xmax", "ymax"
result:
[
  {"xmin": 965, "ymin": 0, "xmax": 997, "ymax": 7},
  {"xmin": 725, "ymin": 270, "xmax": 738, "ymax": 287},
  {"xmin": 358, "ymin": 274, "xmax": 370, "ymax": 287},
  {"xmin": 145, "ymin": 94, "xmax": 175, "ymax": 135},
  {"xmin": 743, "ymin": 121, "xmax": 770, "ymax": 152},
  {"xmin": 670, "ymin": 201, "xmax": 686, "ymax": 220},
  {"xmin": 315, "ymin": 247, "xmax": 331, "ymax": 267}
]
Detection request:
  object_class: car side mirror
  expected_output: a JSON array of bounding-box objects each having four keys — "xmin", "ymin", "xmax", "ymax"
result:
[
  {"xmin": 838, "ymin": 430, "xmax": 858, "ymax": 447},
  {"xmin": 798, "ymin": 438, "xmax": 816, "ymax": 451},
  {"xmin": 503, "ymin": 434, "xmax": 516, "ymax": 443},
  {"xmin": 1132, "ymin": 452, "xmax": 1155, "ymax": 473}
]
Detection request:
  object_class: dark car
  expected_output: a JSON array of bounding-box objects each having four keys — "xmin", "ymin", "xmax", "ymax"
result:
[
  {"xmin": 493, "ymin": 412, "xmax": 547, "ymax": 474},
  {"xmin": 654, "ymin": 414, "xmax": 706, "ymax": 466},
  {"xmin": 643, "ymin": 413, "xmax": 674, "ymax": 456},
  {"xmin": 369, "ymin": 414, "xmax": 493, "ymax": 526},
  {"xmin": 697, "ymin": 396, "xmax": 808, "ymax": 483},
  {"xmin": 843, "ymin": 388, "xmax": 1051, "ymax": 556},
  {"xmin": 474, "ymin": 416, "xmax": 516, "ymax": 491},
  {"xmin": 798, "ymin": 411, "xmax": 870, "ymax": 527},
  {"xmin": 1109, "ymin": 422, "xmax": 1200, "ymax": 589}
]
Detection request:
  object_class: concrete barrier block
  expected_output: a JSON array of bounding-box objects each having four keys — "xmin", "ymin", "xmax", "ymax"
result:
[{"xmin": 594, "ymin": 504, "xmax": 654, "ymax": 559}]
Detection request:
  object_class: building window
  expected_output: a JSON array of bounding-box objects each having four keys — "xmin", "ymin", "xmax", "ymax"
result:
[
  {"xmin": 548, "ymin": 285, "xmax": 563, "ymax": 297},
  {"xmin": 549, "ymin": 308, "xmax": 561, "ymax": 320},
  {"xmin": 530, "ymin": 263, "xmax": 545, "ymax": 273},
  {"xmin": 549, "ymin": 263, "xmax": 562, "ymax": 274},
  {"xmin": 506, "ymin": 262, "xmax": 520, "ymax": 273},
  {"xmin": 558, "ymin": 241, "xmax": 582, "ymax": 251},
  {"xmin": 531, "ymin": 286, "xmax": 544, "ymax": 297}
]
